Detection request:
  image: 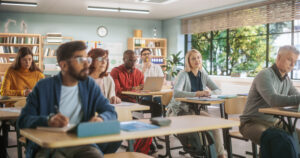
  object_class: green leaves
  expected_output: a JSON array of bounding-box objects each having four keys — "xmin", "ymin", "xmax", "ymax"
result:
[{"xmin": 162, "ymin": 51, "xmax": 184, "ymax": 79}]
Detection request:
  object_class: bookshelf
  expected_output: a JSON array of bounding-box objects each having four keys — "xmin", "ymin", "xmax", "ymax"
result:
[
  {"xmin": 127, "ymin": 37, "xmax": 167, "ymax": 65},
  {"xmin": 0, "ymin": 33, "xmax": 42, "ymax": 76},
  {"xmin": 42, "ymin": 36, "xmax": 73, "ymax": 75}
]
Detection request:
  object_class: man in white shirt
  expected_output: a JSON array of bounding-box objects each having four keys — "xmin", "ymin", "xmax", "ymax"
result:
[{"xmin": 136, "ymin": 48, "xmax": 164, "ymax": 81}]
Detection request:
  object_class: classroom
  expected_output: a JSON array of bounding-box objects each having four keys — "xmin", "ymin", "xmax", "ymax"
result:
[{"xmin": 1, "ymin": 0, "xmax": 300, "ymax": 158}]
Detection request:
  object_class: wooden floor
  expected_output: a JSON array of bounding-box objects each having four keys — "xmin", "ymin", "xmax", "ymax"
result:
[{"xmin": 6, "ymin": 105, "xmax": 254, "ymax": 158}]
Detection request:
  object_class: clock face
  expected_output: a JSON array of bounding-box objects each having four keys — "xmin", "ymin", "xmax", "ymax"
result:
[{"xmin": 97, "ymin": 26, "xmax": 108, "ymax": 37}]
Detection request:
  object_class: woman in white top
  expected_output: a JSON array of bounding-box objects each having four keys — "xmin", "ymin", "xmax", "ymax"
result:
[
  {"xmin": 167, "ymin": 49, "xmax": 225, "ymax": 158},
  {"xmin": 88, "ymin": 48, "xmax": 121, "ymax": 104}
]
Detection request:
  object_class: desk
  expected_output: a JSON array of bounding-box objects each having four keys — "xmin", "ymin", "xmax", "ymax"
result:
[
  {"xmin": 122, "ymin": 90, "xmax": 173, "ymax": 117},
  {"xmin": 21, "ymin": 115, "xmax": 239, "ymax": 157},
  {"xmin": 0, "ymin": 107, "xmax": 21, "ymax": 157},
  {"xmin": 112, "ymin": 102, "xmax": 150, "ymax": 121},
  {"xmin": 259, "ymin": 107, "xmax": 300, "ymax": 150},
  {"xmin": 175, "ymin": 98, "xmax": 225, "ymax": 117},
  {"xmin": 0, "ymin": 96, "xmax": 26, "ymax": 104}
]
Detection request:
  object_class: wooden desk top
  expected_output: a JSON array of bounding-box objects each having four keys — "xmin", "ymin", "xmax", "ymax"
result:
[
  {"xmin": 112, "ymin": 102, "xmax": 149, "ymax": 111},
  {"xmin": 0, "ymin": 96, "xmax": 26, "ymax": 103},
  {"xmin": 259, "ymin": 107, "xmax": 300, "ymax": 118},
  {"xmin": 122, "ymin": 89, "xmax": 172, "ymax": 96},
  {"xmin": 175, "ymin": 98, "xmax": 225, "ymax": 105},
  {"xmin": 0, "ymin": 107, "xmax": 21, "ymax": 120},
  {"xmin": 20, "ymin": 115, "xmax": 239, "ymax": 148}
]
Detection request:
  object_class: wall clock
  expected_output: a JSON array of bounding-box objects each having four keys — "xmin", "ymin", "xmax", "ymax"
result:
[{"xmin": 97, "ymin": 26, "xmax": 108, "ymax": 37}]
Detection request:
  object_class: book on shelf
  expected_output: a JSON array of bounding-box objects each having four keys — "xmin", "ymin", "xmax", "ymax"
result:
[{"xmin": 46, "ymin": 33, "xmax": 62, "ymax": 37}]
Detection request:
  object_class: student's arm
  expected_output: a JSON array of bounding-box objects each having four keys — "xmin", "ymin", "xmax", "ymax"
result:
[
  {"xmin": 1, "ymin": 69, "xmax": 23, "ymax": 96},
  {"xmin": 204, "ymin": 72, "xmax": 222, "ymax": 95},
  {"xmin": 18, "ymin": 83, "xmax": 48, "ymax": 129},
  {"xmin": 37, "ymin": 71, "xmax": 45, "ymax": 80},
  {"xmin": 91, "ymin": 79, "xmax": 117, "ymax": 121},
  {"xmin": 173, "ymin": 72, "xmax": 197, "ymax": 98},
  {"xmin": 288, "ymin": 80, "xmax": 300, "ymax": 95},
  {"xmin": 110, "ymin": 68, "xmax": 123, "ymax": 96},
  {"xmin": 256, "ymin": 71, "xmax": 300, "ymax": 107}
]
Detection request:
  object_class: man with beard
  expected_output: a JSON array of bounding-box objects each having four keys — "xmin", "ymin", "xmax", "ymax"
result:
[
  {"xmin": 110, "ymin": 50, "xmax": 162, "ymax": 154},
  {"xmin": 18, "ymin": 41, "xmax": 118, "ymax": 158}
]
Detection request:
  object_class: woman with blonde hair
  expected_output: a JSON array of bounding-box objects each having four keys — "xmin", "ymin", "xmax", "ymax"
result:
[{"xmin": 166, "ymin": 49, "xmax": 225, "ymax": 158}]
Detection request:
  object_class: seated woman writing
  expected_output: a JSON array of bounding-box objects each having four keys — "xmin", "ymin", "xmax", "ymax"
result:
[
  {"xmin": 166, "ymin": 49, "xmax": 225, "ymax": 158},
  {"xmin": 1, "ymin": 47, "xmax": 44, "ymax": 97},
  {"xmin": 88, "ymin": 48, "xmax": 121, "ymax": 104}
]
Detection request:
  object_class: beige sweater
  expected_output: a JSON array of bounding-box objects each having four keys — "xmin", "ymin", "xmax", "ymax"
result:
[{"xmin": 94, "ymin": 75, "xmax": 116, "ymax": 99}]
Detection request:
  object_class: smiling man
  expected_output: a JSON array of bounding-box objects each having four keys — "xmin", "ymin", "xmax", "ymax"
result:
[
  {"xmin": 240, "ymin": 45, "xmax": 300, "ymax": 145},
  {"xmin": 18, "ymin": 41, "xmax": 118, "ymax": 158}
]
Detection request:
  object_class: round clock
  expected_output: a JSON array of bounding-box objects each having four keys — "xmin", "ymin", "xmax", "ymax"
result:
[{"xmin": 97, "ymin": 26, "xmax": 108, "ymax": 37}]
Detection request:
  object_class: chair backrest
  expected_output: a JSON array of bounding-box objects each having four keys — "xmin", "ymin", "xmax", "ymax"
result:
[
  {"xmin": 224, "ymin": 96, "xmax": 247, "ymax": 115},
  {"xmin": 161, "ymin": 91, "xmax": 173, "ymax": 106}
]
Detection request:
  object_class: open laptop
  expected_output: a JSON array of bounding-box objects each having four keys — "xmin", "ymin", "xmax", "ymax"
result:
[
  {"xmin": 142, "ymin": 77, "xmax": 164, "ymax": 92},
  {"xmin": 280, "ymin": 106, "xmax": 300, "ymax": 112}
]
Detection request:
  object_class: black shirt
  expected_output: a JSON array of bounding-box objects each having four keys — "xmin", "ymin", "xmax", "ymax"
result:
[{"xmin": 188, "ymin": 71, "xmax": 203, "ymax": 92}]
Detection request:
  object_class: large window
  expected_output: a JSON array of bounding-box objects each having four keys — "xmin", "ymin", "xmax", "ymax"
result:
[{"xmin": 188, "ymin": 20, "xmax": 300, "ymax": 79}]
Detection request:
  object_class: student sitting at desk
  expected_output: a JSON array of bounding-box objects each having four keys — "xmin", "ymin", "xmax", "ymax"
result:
[
  {"xmin": 1, "ymin": 47, "xmax": 44, "ymax": 96},
  {"xmin": 88, "ymin": 48, "xmax": 121, "ymax": 104},
  {"xmin": 240, "ymin": 45, "xmax": 300, "ymax": 145},
  {"xmin": 136, "ymin": 48, "xmax": 164, "ymax": 81},
  {"xmin": 166, "ymin": 49, "xmax": 225, "ymax": 158},
  {"xmin": 18, "ymin": 41, "xmax": 119, "ymax": 158}
]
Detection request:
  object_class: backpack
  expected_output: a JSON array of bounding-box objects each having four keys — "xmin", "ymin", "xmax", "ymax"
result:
[
  {"xmin": 176, "ymin": 110, "xmax": 215, "ymax": 157},
  {"xmin": 260, "ymin": 127, "xmax": 299, "ymax": 158}
]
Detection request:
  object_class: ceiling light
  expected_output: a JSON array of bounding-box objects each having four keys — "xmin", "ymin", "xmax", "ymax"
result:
[
  {"xmin": 0, "ymin": 1, "xmax": 37, "ymax": 7},
  {"xmin": 87, "ymin": 6, "xmax": 150, "ymax": 14},
  {"xmin": 120, "ymin": 8, "xmax": 150, "ymax": 14},
  {"xmin": 87, "ymin": 6, "xmax": 118, "ymax": 12}
]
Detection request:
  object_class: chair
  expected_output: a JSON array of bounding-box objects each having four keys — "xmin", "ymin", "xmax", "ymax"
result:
[
  {"xmin": 224, "ymin": 96, "xmax": 258, "ymax": 158},
  {"xmin": 104, "ymin": 152, "xmax": 154, "ymax": 158}
]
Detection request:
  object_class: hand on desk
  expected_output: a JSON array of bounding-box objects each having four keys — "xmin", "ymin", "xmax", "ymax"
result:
[
  {"xmin": 48, "ymin": 113, "xmax": 69, "ymax": 127},
  {"xmin": 110, "ymin": 96, "xmax": 121, "ymax": 104},
  {"xmin": 132, "ymin": 84, "xmax": 144, "ymax": 91},
  {"xmin": 89, "ymin": 112, "xmax": 103, "ymax": 122},
  {"xmin": 23, "ymin": 88, "xmax": 32, "ymax": 97},
  {"xmin": 195, "ymin": 90, "xmax": 211, "ymax": 97}
]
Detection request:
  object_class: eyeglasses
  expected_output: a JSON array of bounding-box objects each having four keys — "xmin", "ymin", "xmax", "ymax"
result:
[
  {"xmin": 73, "ymin": 57, "xmax": 92, "ymax": 64},
  {"xmin": 142, "ymin": 53, "xmax": 151, "ymax": 56},
  {"xmin": 96, "ymin": 57, "xmax": 109, "ymax": 63}
]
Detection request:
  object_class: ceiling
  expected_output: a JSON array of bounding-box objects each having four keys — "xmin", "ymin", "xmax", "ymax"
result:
[{"xmin": 0, "ymin": 0, "xmax": 262, "ymax": 20}]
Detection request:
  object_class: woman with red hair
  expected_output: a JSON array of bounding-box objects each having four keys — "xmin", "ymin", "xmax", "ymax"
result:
[{"xmin": 88, "ymin": 48, "xmax": 121, "ymax": 104}]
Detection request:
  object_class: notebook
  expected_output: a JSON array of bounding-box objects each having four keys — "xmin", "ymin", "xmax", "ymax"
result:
[
  {"xmin": 142, "ymin": 77, "xmax": 164, "ymax": 92},
  {"xmin": 37, "ymin": 124, "xmax": 77, "ymax": 132},
  {"xmin": 121, "ymin": 121, "xmax": 160, "ymax": 132},
  {"xmin": 280, "ymin": 106, "xmax": 300, "ymax": 112}
]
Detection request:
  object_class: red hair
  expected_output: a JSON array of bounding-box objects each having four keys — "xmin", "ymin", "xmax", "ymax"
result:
[{"xmin": 88, "ymin": 48, "xmax": 109, "ymax": 78}]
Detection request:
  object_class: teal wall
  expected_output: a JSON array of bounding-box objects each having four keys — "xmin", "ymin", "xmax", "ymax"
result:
[
  {"xmin": 162, "ymin": 18, "xmax": 184, "ymax": 57},
  {"xmin": 0, "ymin": 12, "xmax": 162, "ymax": 46}
]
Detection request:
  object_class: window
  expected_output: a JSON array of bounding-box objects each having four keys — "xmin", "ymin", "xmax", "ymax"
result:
[{"xmin": 188, "ymin": 20, "xmax": 300, "ymax": 79}]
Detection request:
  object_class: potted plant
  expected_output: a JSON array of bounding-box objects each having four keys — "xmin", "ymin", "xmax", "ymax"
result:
[{"xmin": 162, "ymin": 51, "xmax": 184, "ymax": 80}]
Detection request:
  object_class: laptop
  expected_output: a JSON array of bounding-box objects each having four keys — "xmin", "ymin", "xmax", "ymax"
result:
[
  {"xmin": 280, "ymin": 106, "xmax": 300, "ymax": 112},
  {"xmin": 142, "ymin": 77, "xmax": 164, "ymax": 92}
]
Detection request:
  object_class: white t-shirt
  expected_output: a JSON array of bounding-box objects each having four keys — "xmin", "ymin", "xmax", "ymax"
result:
[
  {"xmin": 59, "ymin": 84, "xmax": 83, "ymax": 125},
  {"xmin": 136, "ymin": 63, "xmax": 164, "ymax": 81}
]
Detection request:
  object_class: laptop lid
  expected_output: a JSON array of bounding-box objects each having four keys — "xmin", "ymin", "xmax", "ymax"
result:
[{"xmin": 143, "ymin": 77, "xmax": 164, "ymax": 92}]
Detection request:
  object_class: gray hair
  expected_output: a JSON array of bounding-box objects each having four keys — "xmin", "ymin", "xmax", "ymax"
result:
[{"xmin": 278, "ymin": 45, "xmax": 300, "ymax": 56}]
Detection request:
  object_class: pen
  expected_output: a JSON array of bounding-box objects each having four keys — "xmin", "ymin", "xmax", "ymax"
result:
[{"xmin": 54, "ymin": 105, "xmax": 59, "ymax": 114}]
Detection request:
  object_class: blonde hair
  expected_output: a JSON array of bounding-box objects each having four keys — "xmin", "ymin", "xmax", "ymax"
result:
[{"xmin": 184, "ymin": 49, "xmax": 202, "ymax": 72}]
